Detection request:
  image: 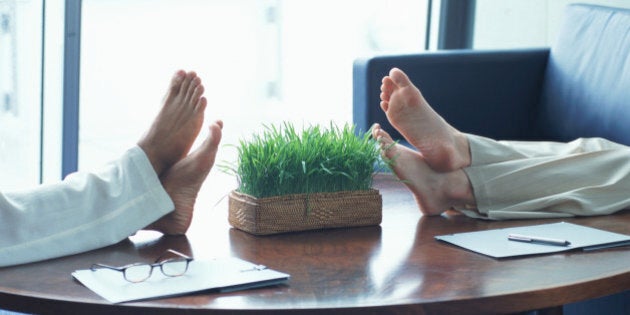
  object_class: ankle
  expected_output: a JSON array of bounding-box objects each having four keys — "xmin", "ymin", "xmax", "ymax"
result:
[
  {"xmin": 444, "ymin": 169, "xmax": 475, "ymax": 208},
  {"xmin": 138, "ymin": 144, "xmax": 166, "ymax": 175},
  {"xmin": 454, "ymin": 132, "xmax": 471, "ymax": 168}
]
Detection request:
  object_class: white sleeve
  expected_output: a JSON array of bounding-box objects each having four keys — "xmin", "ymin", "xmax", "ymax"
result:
[{"xmin": 0, "ymin": 146, "xmax": 174, "ymax": 267}]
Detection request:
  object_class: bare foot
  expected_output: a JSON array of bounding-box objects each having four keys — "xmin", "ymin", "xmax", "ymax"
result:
[
  {"xmin": 147, "ymin": 120, "xmax": 223, "ymax": 235},
  {"xmin": 138, "ymin": 70, "xmax": 207, "ymax": 175},
  {"xmin": 380, "ymin": 68, "xmax": 470, "ymax": 172},
  {"xmin": 373, "ymin": 124, "xmax": 475, "ymax": 216}
]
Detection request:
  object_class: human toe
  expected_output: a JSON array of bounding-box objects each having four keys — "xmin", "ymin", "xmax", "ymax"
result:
[
  {"xmin": 190, "ymin": 83, "xmax": 205, "ymax": 103},
  {"xmin": 380, "ymin": 100, "xmax": 389, "ymax": 112},
  {"xmin": 179, "ymin": 71, "xmax": 196, "ymax": 93},
  {"xmin": 389, "ymin": 68, "xmax": 412, "ymax": 87}
]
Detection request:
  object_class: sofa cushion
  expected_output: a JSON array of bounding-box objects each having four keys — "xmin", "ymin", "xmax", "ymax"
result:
[{"xmin": 539, "ymin": 4, "xmax": 630, "ymax": 145}]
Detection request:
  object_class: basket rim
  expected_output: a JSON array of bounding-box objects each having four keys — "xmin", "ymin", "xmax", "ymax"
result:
[{"xmin": 229, "ymin": 188, "xmax": 381, "ymax": 201}]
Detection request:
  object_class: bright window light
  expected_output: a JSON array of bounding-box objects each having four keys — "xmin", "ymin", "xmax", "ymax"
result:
[{"xmin": 78, "ymin": 0, "xmax": 428, "ymax": 171}]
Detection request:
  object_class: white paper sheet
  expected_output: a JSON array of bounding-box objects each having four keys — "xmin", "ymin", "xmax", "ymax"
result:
[
  {"xmin": 73, "ymin": 257, "xmax": 289, "ymax": 303},
  {"xmin": 435, "ymin": 222, "xmax": 630, "ymax": 258}
]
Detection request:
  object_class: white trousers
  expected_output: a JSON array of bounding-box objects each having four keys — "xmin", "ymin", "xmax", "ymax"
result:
[
  {"xmin": 0, "ymin": 146, "xmax": 173, "ymax": 267},
  {"xmin": 459, "ymin": 135, "xmax": 630, "ymax": 220}
]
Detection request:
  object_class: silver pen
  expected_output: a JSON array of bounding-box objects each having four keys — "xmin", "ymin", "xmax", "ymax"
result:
[{"xmin": 508, "ymin": 233, "xmax": 571, "ymax": 246}]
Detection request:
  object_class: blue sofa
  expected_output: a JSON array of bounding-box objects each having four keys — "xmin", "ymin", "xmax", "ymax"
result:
[
  {"xmin": 353, "ymin": 4, "xmax": 630, "ymax": 146},
  {"xmin": 352, "ymin": 4, "xmax": 630, "ymax": 313}
]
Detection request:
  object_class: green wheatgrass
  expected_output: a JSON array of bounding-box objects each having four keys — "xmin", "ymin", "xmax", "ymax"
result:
[{"xmin": 226, "ymin": 122, "xmax": 383, "ymax": 198}]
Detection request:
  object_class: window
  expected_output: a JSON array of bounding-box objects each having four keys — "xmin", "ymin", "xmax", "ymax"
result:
[
  {"xmin": 7, "ymin": 0, "xmax": 630, "ymax": 188},
  {"xmin": 0, "ymin": 0, "xmax": 43, "ymax": 190},
  {"xmin": 78, "ymin": 0, "xmax": 429, "ymax": 170},
  {"xmin": 473, "ymin": 0, "xmax": 630, "ymax": 49}
]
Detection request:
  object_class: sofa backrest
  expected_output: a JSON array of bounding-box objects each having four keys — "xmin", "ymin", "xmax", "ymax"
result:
[
  {"xmin": 353, "ymin": 49, "xmax": 550, "ymax": 143},
  {"xmin": 538, "ymin": 4, "xmax": 630, "ymax": 145}
]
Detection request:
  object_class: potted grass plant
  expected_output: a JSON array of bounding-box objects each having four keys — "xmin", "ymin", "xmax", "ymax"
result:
[{"xmin": 225, "ymin": 122, "xmax": 383, "ymax": 235}]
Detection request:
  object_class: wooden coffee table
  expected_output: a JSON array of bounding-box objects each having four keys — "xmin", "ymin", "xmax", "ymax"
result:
[{"xmin": 1, "ymin": 173, "xmax": 629, "ymax": 314}]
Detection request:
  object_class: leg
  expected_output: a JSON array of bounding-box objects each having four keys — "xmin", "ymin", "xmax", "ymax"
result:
[
  {"xmin": 0, "ymin": 71, "xmax": 217, "ymax": 267},
  {"xmin": 372, "ymin": 124, "xmax": 475, "ymax": 216},
  {"xmin": 147, "ymin": 120, "xmax": 223, "ymax": 235},
  {"xmin": 379, "ymin": 68, "xmax": 470, "ymax": 172},
  {"xmin": 138, "ymin": 70, "xmax": 207, "ymax": 175},
  {"xmin": 468, "ymin": 134, "xmax": 630, "ymax": 166},
  {"xmin": 0, "ymin": 146, "xmax": 175, "ymax": 267},
  {"xmin": 465, "ymin": 147, "xmax": 630, "ymax": 219},
  {"xmin": 377, "ymin": 67, "xmax": 630, "ymax": 219},
  {"xmin": 0, "ymin": 120, "xmax": 222, "ymax": 266},
  {"xmin": 380, "ymin": 69, "xmax": 629, "ymax": 168}
]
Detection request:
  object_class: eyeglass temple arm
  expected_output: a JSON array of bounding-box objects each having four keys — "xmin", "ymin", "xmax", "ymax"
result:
[
  {"xmin": 154, "ymin": 249, "xmax": 193, "ymax": 263},
  {"xmin": 90, "ymin": 263, "xmax": 123, "ymax": 271}
]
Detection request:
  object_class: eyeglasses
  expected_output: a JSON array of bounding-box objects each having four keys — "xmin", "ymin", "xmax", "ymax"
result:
[{"xmin": 90, "ymin": 249, "xmax": 194, "ymax": 283}]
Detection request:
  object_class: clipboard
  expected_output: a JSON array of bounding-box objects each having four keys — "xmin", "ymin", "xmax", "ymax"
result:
[
  {"xmin": 435, "ymin": 222, "xmax": 630, "ymax": 258},
  {"xmin": 73, "ymin": 257, "xmax": 289, "ymax": 303}
]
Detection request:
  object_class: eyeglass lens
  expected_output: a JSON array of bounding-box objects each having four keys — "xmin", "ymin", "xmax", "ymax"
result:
[
  {"xmin": 124, "ymin": 264, "xmax": 153, "ymax": 283},
  {"xmin": 161, "ymin": 259, "xmax": 189, "ymax": 277},
  {"xmin": 122, "ymin": 259, "xmax": 190, "ymax": 282}
]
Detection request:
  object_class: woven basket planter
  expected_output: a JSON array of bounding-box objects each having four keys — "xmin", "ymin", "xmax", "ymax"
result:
[{"xmin": 228, "ymin": 189, "xmax": 382, "ymax": 235}]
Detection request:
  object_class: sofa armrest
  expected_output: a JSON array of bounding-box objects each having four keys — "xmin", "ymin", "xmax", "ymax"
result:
[{"xmin": 353, "ymin": 48, "xmax": 550, "ymax": 141}]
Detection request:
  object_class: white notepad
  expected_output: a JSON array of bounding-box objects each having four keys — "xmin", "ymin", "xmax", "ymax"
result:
[
  {"xmin": 435, "ymin": 222, "xmax": 630, "ymax": 258},
  {"xmin": 73, "ymin": 257, "xmax": 289, "ymax": 303}
]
